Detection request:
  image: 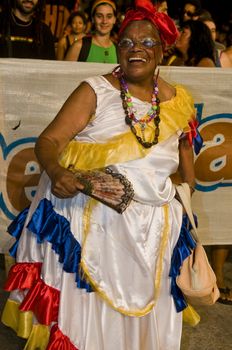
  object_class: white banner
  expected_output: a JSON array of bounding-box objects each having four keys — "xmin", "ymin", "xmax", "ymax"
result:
[{"xmin": 0, "ymin": 59, "xmax": 232, "ymax": 252}]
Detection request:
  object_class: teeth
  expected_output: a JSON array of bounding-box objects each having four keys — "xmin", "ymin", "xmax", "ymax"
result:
[{"xmin": 128, "ymin": 57, "xmax": 146, "ymax": 62}]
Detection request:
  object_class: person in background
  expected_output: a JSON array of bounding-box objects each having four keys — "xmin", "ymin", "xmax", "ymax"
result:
[
  {"xmin": 198, "ymin": 9, "xmax": 225, "ymax": 67},
  {"xmin": 0, "ymin": 0, "xmax": 55, "ymax": 59},
  {"xmin": 198, "ymin": 9, "xmax": 232, "ymax": 68},
  {"xmin": 65, "ymin": 0, "xmax": 118, "ymax": 63},
  {"xmin": 179, "ymin": 0, "xmax": 202, "ymax": 27},
  {"xmin": 156, "ymin": 0, "xmax": 168, "ymax": 15},
  {"xmin": 56, "ymin": 11, "xmax": 87, "ymax": 60},
  {"xmin": 165, "ymin": 20, "xmax": 216, "ymax": 67},
  {"xmin": 1, "ymin": 1, "xmax": 202, "ymax": 349}
]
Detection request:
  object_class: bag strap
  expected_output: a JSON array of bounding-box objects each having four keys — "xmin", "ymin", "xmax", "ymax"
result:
[{"xmin": 175, "ymin": 183, "xmax": 199, "ymax": 242}]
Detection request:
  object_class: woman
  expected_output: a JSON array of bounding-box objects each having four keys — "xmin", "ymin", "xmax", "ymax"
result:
[
  {"xmin": 1, "ymin": 1, "xmax": 202, "ymax": 349},
  {"xmin": 173, "ymin": 20, "xmax": 216, "ymax": 67},
  {"xmin": 65, "ymin": 0, "xmax": 118, "ymax": 63},
  {"xmin": 56, "ymin": 11, "xmax": 87, "ymax": 60}
]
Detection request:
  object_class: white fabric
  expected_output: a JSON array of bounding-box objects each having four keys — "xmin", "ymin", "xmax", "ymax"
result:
[
  {"xmin": 1, "ymin": 60, "xmax": 232, "ymax": 248},
  {"xmin": 15, "ymin": 76, "xmax": 184, "ymax": 349}
]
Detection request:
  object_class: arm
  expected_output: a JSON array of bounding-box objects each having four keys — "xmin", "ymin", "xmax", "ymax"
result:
[
  {"xmin": 35, "ymin": 82, "xmax": 96, "ymax": 198},
  {"xmin": 64, "ymin": 40, "xmax": 82, "ymax": 61},
  {"xmin": 178, "ymin": 136, "xmax": 195, "ymax": 193},
  {"xmin": 56, "ymin": 36, "xmax": 67, "ymax": 60}
]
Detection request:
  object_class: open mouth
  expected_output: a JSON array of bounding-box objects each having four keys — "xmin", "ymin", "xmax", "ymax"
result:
[{"xmin": 128, "ymin": 57, "xmax": 147, "ymax": 63}]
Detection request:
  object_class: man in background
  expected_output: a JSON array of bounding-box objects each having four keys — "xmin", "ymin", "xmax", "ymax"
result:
[{"xmin": 0, "ymin": 0, "xmax": 55, "ymax": 59}]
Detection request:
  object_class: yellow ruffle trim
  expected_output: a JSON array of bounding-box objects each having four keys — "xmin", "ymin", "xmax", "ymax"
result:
[
  {"xmin": 1, "ymin": 299, "xmax": 50, "ymax": 350},
  {"xmin": 59, "ymin": 85, "xmax": 195, "ymax": 170},
  {"xmin": 183, "ymin": 304, "xmax": 201, "ymax": 326},
  {"xmin": 80, "ymin": 203, "xmax": 170, "ymax": 317}
]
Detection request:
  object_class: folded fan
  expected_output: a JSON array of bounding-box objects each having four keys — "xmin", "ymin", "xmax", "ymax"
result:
[{"xmin": 68, "ymin": 166, "xmax": 134, "ymax": 213}]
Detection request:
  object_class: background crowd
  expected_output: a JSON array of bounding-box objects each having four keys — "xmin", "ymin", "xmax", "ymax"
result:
[{"xmin": 0, "ymin": 0, "xmax": 231, "ymax": 65}]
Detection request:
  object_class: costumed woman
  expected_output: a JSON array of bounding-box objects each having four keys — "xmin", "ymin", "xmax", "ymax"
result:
[{"xmin": 1, "ymin": 0, "xmax": 202, "ymax": 349}]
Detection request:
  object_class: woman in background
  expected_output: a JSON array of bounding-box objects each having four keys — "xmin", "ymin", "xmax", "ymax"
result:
[
  {"xmin": 56, "ymin": 11, "xmax": 87, "ymax": 60},
  {"xmin": 165, "ymin": 20, "xmax": 216, "ymax": 67},
  {"xmin": 65, "ymin": 0, "xmax": 118, "ymax": 63}
]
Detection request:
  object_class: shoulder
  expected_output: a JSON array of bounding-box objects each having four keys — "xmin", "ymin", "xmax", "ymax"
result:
[
  {"xmin": 220, "ymin": 48, "xmax": 232, "ymax": 68},
  {"xmin": 197, "ymin": 57, "xmax": 215, "ymax": 67},
  {"xmin": 158, "ymin": 77, "xmax": 176, "ymax": 103}
]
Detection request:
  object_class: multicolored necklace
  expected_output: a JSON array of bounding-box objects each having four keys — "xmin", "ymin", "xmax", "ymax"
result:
[{"xmin": 115, "ymin": 68, "xmax": 161, "ymax": 149}]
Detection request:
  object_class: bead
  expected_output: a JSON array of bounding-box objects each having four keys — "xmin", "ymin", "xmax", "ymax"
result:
[{"xmin": 119, "ymin": 74, "xmax": 160, "ymax": 149}]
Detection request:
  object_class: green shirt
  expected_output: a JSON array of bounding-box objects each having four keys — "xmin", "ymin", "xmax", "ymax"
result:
[{"xmin": 86, "ymin": 43, "xmax": 117, "ymax": 63}]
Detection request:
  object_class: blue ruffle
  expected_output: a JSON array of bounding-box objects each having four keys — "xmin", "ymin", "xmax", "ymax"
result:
[
  {"xmin": 193, "ymin": 130, "xmax": 203, "ymax": 155},
  {"xmin": 169, "ymin": 214, "xmax": 197, "ymax": 312},
  {"xmin": 8, "ymin": 207, "xmax": 29, "ymax": 257},
  {"xmin": 8, "ymin": 198, "xmax": 92, "ymax": 292}
]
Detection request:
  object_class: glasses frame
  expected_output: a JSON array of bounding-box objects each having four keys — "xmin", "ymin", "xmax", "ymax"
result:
[{"xmin": 118, "ymin": 37, "xmax": 162, "ymax": 50}]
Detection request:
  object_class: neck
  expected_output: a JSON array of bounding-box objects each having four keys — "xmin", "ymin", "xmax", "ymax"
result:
[
  {"xmin": 93, "ymin": 33, "xmax": 112, "ymax": 47},
  {"xmin": 13, "ymin": 8, "xmax": 34, "ymax": 23}
]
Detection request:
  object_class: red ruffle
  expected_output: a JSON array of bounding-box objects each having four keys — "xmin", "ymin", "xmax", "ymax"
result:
[
  {"xmin": 20, "ymin": 278, "xmax": 60, "ymax": 325},
  {"xmin": 47, "ymin": 324, "xmax": 79, "ymax": 350},
  {"xmin": 4, "ymin": 262, "xmax": 42, "ymax": 291},
  {"xmin": 187, "ymin": 119, "xmax": 198, "ymax": 146}
]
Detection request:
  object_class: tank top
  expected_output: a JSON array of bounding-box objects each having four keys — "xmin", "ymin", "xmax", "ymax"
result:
[{"xmin": 86, "ymin": 42, "xmax": 117, "ymax": 63}]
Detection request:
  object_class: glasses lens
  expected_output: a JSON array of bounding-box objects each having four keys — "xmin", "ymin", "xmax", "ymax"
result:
[
  {"xmin": 118, "ymin": 38, "xmax": 133, "ymax": 49},
  {"xmin": 141, "ymin": 38, "xmax": 159, "ymax": 48}
]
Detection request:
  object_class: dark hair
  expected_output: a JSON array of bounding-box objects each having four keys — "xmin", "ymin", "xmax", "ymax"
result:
[
  {"xmin": 182, "ymin": 20, "xmax": 216, "ymax": 66},
  {"xmin": 183, "ymin": 0, "xmax": 202, "ymax": 15},
  {"xmin": 1, "ymin": 0, "xmax": 46, "ymax": 57},
  {"xmin": 67, "ymin": 11, "xmax": 87, "ymax": 27},
  {"xmin": 198, "ymin": 9, "xmax": 214, "ymax": 22}
]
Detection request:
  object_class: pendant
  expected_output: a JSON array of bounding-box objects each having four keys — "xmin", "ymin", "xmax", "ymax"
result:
[{"xmin": 140, "ymin": 123, "xmax": 146, "ymax": 142}]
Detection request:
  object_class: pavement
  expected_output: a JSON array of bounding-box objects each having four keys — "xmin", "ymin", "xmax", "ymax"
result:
[{"xmin": 0, "ymin": 253, "xmax": 232, "ymax": 350}]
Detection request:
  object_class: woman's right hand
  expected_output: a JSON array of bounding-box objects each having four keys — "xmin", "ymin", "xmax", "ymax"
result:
[{"xmin": 49, "ymin": 166, "xmax": 84, "ymax": 199}]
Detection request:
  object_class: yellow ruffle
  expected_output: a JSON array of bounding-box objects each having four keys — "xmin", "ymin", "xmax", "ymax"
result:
[
  {"xmin": 59, "ymin": 85, "xmax": 195, "ymax": 170},
  {"xmin": 1, "ymin": 299, "xmax": 50, "ymax": 350},
  {"xmin": 183, "ymin": 304, "xmax": 201, "ymax": 326}
]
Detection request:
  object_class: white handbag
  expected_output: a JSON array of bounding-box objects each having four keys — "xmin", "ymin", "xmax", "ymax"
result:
[{"xmin": 175, "ymin": 183, "xmax": 220, "ymax": 306}]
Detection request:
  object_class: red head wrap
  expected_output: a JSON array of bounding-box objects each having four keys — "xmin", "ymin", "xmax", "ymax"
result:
[{"xmin": 119, "ymin": 0, "xmax": 179, "ymax": 47}]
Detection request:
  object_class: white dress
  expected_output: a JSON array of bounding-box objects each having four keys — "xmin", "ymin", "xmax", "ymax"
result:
[{"xmin": 2, "ymin": 76, "xmax": 196, "ymax": 350}]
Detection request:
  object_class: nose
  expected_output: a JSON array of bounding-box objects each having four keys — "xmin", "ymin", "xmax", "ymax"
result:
[
  {"xmin": 131, "ymin": 41, "xmax": 144, "ymax": 50},
  {"xmin": 102, "ymin": 15, "xmax": 108, "ymax": 23}
]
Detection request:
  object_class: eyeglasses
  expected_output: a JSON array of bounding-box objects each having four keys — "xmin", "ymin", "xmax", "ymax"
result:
[
  {"xmin": 183, "ymin": 10, "xmax": 196, "ymax": 17},
  {"xmin": 118, "ymin": 38, "xmax": 161, "ymax": 49}
]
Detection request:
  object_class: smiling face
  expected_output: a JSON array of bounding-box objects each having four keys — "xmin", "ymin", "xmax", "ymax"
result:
[
  {"xmin": 118, "ymin": 20, "xmax": 163, "ymax": 83},
  {"xmin": 93, "ymin": 4, "xmax": 116, "ymax": 36}
]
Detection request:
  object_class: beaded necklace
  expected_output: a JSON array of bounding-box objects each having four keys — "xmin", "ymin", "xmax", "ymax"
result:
[{"xmin": 115, "ymin": 69, "xmax": 161, "ymax": 149}]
